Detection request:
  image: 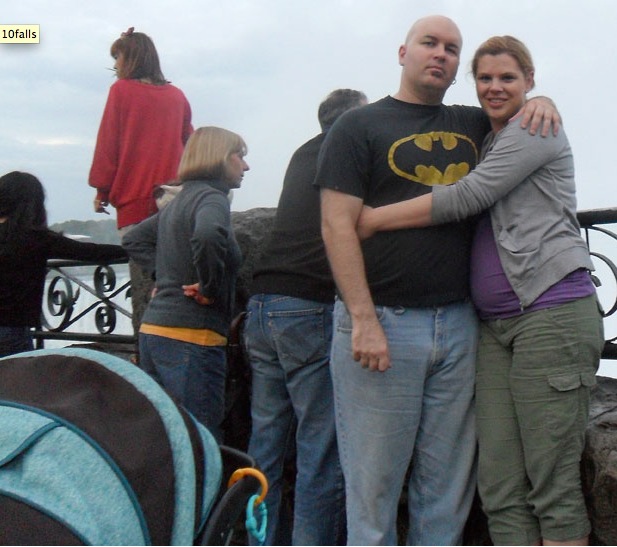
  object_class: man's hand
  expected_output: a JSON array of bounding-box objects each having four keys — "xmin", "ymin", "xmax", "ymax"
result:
[
  {"xmin": 512, "ymin": 96, "xmax": 561, "ymax": 137},
  {"xmin": 352, "ymin": 316, "xmax": 391, "ymax": 372}
]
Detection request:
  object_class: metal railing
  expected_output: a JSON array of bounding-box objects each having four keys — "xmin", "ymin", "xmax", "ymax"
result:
[
  {"xmin": 577, "ymin": 208, "xmax": 617, "ymax": 359},
  {"xmin": 32, "ymin": 208, "xmax": 617, "ymax": 359},
  {"xmin": 32, "ymin": 257, "xmax": 134, "ymax": 348}
]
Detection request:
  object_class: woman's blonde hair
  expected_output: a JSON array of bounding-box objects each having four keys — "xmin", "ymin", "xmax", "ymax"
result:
[
  {"xmin": 472, "ymin": 35, "xmax": 536, "ymax": 90},
  {"xmin": 177, "ymin": 127, "xmax": 247, "ymax": 182}
]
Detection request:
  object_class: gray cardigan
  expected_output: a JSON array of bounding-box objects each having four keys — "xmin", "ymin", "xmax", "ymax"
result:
[
  {"xmin": 122, "ymin": 179, "xmax": 242, "ymax": 337},
  {"xmin": 432, "ymin": 121, "xmax": 593, "ymax": 308}
]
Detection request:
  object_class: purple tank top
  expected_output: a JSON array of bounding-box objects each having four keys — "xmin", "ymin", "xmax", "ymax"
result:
[{"xmin": 470, "ymin": 214, "xmax": 595, "ymax": 320}]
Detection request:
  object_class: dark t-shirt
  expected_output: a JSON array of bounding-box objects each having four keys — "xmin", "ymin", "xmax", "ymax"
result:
[
  {"xmin": 251, "ymin": 133, "xmax": 335, "ymax": 303},
  {"xmin": 314, "ymin": 96, "xmax": 490, "ymax": 308}
]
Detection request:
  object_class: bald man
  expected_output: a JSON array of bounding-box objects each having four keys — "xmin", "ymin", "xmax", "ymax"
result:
[{"xmin": 315, "ymin": 15, "xmax": 559, "ymax": 545}]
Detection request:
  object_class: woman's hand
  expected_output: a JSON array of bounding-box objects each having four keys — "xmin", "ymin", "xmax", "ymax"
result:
[
  {"xmin": 356, "ymin": 206, "xmax": 377, "ymax": 240},
  {"xmin": 182, "ymin": 283, "xmax": 213, "ymax": 305},
  {"xmin": 93, "ymin": 197, "xmax": 110, "ymax": 215}
]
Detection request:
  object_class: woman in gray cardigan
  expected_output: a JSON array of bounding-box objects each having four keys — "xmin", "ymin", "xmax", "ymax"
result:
[
  {"xmin": 357, "ymin": 36, "xmax": 603, "ymax": 546},
  {"xmin": 122, "ymin": 127, "xmax": 248, "ymax": 442}
]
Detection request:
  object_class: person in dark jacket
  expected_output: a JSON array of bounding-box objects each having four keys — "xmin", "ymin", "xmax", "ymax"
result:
[
  {"xmin": 0, "ymin": 171, "xmax": 127, "ymax": 357},
  {"xmin": 244, "ymin": 89, "xmax": 367, "ymax": 545},
  {"xmin": 122, "ymin": 127, "xmax": 248, "ymax": 441}
]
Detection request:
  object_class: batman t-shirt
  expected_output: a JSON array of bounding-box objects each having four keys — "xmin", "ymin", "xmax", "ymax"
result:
[{"xmin": 315, "ymin": 95, "xmax": 490, "ymax": 308}]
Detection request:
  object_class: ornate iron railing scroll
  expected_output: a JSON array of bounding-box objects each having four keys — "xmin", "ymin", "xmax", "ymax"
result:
[
  {"xmin": 577, "ymin": 208, "xmax": 617, "ymax": 359},
  {"xmin": 33, "ymin": 257, "xmax": 134, "ymax": 347}
]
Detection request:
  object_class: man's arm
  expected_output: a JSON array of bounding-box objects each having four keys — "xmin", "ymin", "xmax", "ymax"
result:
[
  {"xmin": 320, "ymin": 188, "xmax": 390, "ymax": 372},
  {"xmin": 121, "ymin": 214, "xmax": 159, "ymax": 278}
]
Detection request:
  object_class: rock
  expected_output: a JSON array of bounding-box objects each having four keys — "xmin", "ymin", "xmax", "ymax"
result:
[
  {"xmin": 582, "ymin": 375, "xmax": 617, "ymax": 546},
  {"xmin": 224, "ymin": 208, "xmax": 276, "ymax": 452},
  {"xmin": 231, "ymin": 207, "xmax": 276, "ymax": 313}
]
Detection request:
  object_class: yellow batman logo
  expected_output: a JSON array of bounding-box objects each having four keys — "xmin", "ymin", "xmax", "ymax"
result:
[{"xmin": 388, "ymin": 132, "xmax": 479, "ymax": 185}]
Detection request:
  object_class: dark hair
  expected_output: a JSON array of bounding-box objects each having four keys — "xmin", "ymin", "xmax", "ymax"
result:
[
  {"xmin": 0, "ymin": 171, "xmax": 48, "ymax": 238},
  {"xmin": 110, "ymin": 29, "xmax": 167, "ymax": 84},
  {"xmin": 318, "ymin": 89, "xmax": 368, "ymax": 131}
]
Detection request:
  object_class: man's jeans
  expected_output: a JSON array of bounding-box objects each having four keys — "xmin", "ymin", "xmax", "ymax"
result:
[
  {"xmin": 331, "ymin": 299, "xmax": 478, "ymax": 546},
  {"xmin": 139, "ymin": 333, "xmax": 227, "ymax": 442},
  {"xmin": 244, "ymin": 294, "xmax": 345, "ymax": 545}
]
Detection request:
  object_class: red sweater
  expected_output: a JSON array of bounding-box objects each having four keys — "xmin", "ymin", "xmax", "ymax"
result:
[{"xmin": 89, "ymin": 79, "xmax": 193, "ymax": 228}]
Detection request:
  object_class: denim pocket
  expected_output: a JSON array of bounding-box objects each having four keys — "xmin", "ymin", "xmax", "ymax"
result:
[
  {"xmin": 269, "ymin": 306, "xmax": 332, "ymax": 364},
  {"xmin": 334, "ymin": 303, "xmax": 386, "ymax": 334}
]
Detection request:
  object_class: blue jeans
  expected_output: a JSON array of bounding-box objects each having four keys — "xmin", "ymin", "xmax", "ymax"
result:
[
  {"xmin": 331, "ymin": 299, "xmax": 478, "ymax": 546},
  {"xmin": 139, "ymin": 333, "xmax": 227, "ymax": 442},
  {"xmin": 244, "ymin": 294, "xmax": 345, "ymax": 546},
  {"xmin": 0, "ymin": 326, "xmax": 34, "ymax": 358}
]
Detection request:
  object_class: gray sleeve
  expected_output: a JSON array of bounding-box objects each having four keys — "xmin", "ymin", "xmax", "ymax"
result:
[
  {"xmin": 191, "ymin": 194, "xmax": 231, "ymax": 299},
  {"xmin": 432, "ymin": 122, "xmax": 568, "ymax": 224},
  {"xmin": 121, "ymin": 214, "xmax": 159, "ymax": 278}
]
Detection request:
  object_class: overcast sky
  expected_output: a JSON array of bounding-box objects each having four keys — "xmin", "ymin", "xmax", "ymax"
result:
[{"xmin": 2, "ymin": 0, "xmax": 615, "ymax": 225}]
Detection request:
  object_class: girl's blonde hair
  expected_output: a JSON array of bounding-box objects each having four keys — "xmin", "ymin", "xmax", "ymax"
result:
[{"xmin": 177, "ymin": 127, "xmax": 247, "ymax": 182}]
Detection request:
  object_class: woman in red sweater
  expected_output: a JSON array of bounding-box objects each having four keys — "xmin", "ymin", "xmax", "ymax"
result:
[{"xmin": 89, "ymin": 28, "xmax": 193, "ymax": 356}]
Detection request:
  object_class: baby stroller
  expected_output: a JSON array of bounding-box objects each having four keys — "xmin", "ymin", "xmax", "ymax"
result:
[{"xmin": 0, "ymin": 347, "xmax": 267, "ymax": 545}]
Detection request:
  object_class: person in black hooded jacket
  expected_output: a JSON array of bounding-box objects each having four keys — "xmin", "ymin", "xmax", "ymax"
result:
[{"xmin": 0, "ymin": 171, "xmax": 127, "ymax": 357}]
